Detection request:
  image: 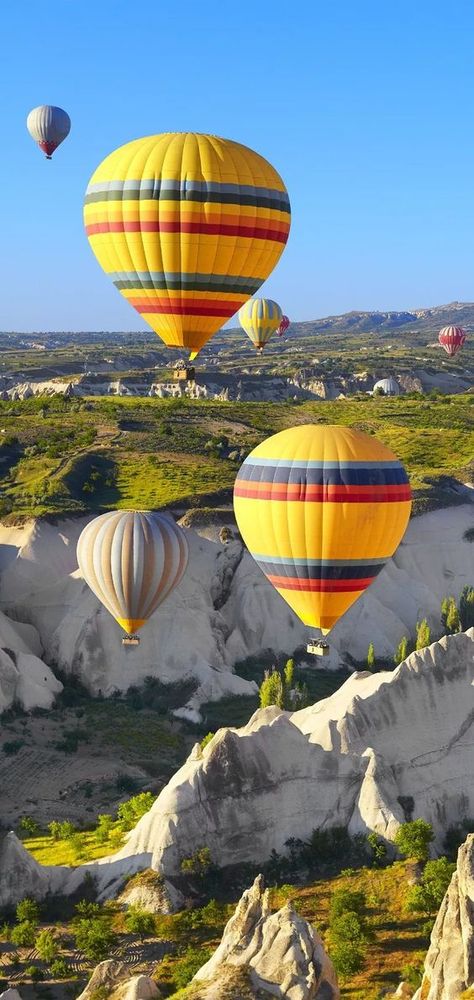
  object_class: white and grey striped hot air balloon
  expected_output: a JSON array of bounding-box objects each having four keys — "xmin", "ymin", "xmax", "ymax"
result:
[
  {"xmin": 77, "ymin": 510, "xmax": 189, "ymax": 644},
  {"xmin": 26, "ymin": 105, "xmax": 71, "ymax": 159}
]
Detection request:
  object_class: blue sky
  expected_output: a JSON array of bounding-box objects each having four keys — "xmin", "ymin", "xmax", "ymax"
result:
[{"xmin": 2, "ymin": 0, "xmax": 473, "ymax": 331}]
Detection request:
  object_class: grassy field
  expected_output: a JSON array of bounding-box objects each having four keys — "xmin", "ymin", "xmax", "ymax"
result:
[{"xmin": 0, "ymin": 393, "xmax": 472, "ymax": 520}]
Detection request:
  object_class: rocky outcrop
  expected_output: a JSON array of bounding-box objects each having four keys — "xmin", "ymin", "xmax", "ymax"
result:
[
  {"xmin": 107, "ymin": 630, "xmax": 473, "ymax": 879},
  {"xmin": 77, "ymin": 962, "xmax": 160, "ymax": 1000},
  {"xmin": 118, "ymin": 869, "xmax": 184, "ymax": 914},
  {"xmin": 412, "ymin": 834, "xmax": 474, "ymax": 999},
  {"xmin": 192, "ymin": 874, "xmax": 339, "ymax": 999},
  {"xmin": 0, "ymin": 832, "xmax": 71, "ymax": 907}
]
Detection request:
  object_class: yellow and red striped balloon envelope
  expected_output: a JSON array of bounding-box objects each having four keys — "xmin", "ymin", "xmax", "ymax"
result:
[
  {"xmin": 238, "ymin": 297, "xmax": 283, "ymax": 351},
  {"xmin": 233, "ymin": 425, "xmax": 412, "ymax": 634},
  {"xmin": 83, "ymin": 133, "xmax": 291, "ymax": 356}
]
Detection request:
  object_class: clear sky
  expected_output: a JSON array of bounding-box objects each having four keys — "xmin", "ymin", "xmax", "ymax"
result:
[{"xmin": 2, "ymin": 0, "xmax": 474, "ymax": 331}]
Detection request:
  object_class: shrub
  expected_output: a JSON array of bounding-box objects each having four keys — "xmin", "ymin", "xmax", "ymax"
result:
[
  {"xmin": 16, "ymin": 898, "xmax": 40, "ymax": 924},
  {"xmin": 50, "ymin": 958, "xmax": 70, "ymax": 979},
  {"xmin": 19, "ymin": 815, "xmax": 40, "ymax": 836},
  {"xmin": 11, "ymin": 920, "xmax": 37, "ymax": 946},
  {"xmin": 74, "ymin": 918, "xmax": 117, "ymax": 961},
  {"xmin": 329, "ymin": 888, "xmax": 366, "ymax": 920},
  {"xmin": 327, "ymin": 911, "xmax": 370, "ymax": 977},
  {"xmin": 394, "ymin": 819, "xmax": 434, "ymax": 862},
  {"xmin": 35, "ymin": 928, "xmax": 59, "ymax": 963},
  {"xmin": 95, "ymin": 814, "xmax": 113, "ymax": 844},
  {"xmin": 25, "ymin": 965, "xmax": 44, "ymax": 981},
  {"xmin": 180, "ymin": 846, "xmax": 213, "ymax": 878},
  {"xmin": 367, "ymin": 832, "xmax": 387, "ymax": 865},
  {"xmin": 74, "ymin": 900, "xmax": 101, "ymax": 920},
  {"xmin": 401, "ymin": 962, "xmax": 424, "ymax": 989},
  {"xmin": 124, "ymin": 907, "xmax": 156, "ymax": 940},
  {"xmin": 171, "ymin": 946, "xmax": 213, "ymax": 990},
  {"xmin": 199, "ymin": 732, "xmax": 214, "ymax": 751},
  {"xmin": 406, "ymin": 857, "xmax": 455, "ymax": 916}
]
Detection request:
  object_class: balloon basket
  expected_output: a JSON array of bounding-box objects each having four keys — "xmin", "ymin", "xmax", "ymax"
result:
[
  {"xmin": 306, "ymin": 639, "xmax": 330, "ymax": 657},
  {"xmin": 122, "ymin": 635, "xmax": 140, "ymax": 646}
]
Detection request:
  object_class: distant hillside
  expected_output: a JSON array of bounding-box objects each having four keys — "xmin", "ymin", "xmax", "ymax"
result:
[{"xmin": 287, "ymin": 300, "xmax": 474, "ymax": 338}]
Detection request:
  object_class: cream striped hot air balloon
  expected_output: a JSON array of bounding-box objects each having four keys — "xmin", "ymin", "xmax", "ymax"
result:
[
  {"xmin": 26, "ymin": 105, "xmax": 71, "ymax": 159},
  {"xmin": 77, "ymin": 510, "xmax": 188, "ymax": 644}
]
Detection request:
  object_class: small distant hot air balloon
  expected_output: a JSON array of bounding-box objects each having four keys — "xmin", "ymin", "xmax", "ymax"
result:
[
  {"xmin": 438, "ymin": 326, "xmax": 467, "ymax": 357},
  {"xmin": 77, "ymin": 510, "xmax": 188, "ymax": 645},
  {"xmin": 84, "ymin": 133, "xmax": 291, "ymax": 358},
  {"xmin": 238, "ymin": 298, "xmax": 283, "ymax": 352},
  {"xmin": 26, "ymin": 105, "xmax": 71, "ymax": 159},
  {"xmin": 278, "ymin": 315, "xmax": 290, "ymax": 337},
  {"xmin": 233, "ymin": 425, "xmax": 411, "ymax": 654}
]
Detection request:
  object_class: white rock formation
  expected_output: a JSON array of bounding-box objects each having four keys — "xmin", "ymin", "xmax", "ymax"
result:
[
  {"xmin": 77, "ymin": 963, "xmax": 160, "ymax": 1000},
  {"xmin": 118, "ymin": 869, "xmax": 184, "ymax": 914},
  {"xmin": 0, "ymin": 505, "xmax": 473, "ymax": 715},
  {"xmin": 0, "ymin": 832, "xmax": 71, "ymax": 907},
  {"xmin": 193, "ymin": 874, "xmax": 339, "ymax": 999},
  {"xmin": 0, "ymin": 990, "xmax": 24, "ymax": 1000},
  {"xmin": 0, "ymin": 605, "xmax": 60, "ymax": 712},
  {"xmin": 106, "ymin": 630, "xmax": 474, "ymax": 879},
  {"xmin": 412, "ymin": 833, "xmax": 474, "ymax": 999}
]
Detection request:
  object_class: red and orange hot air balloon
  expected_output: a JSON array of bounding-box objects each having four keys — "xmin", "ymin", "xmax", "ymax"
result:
[
  {"xmin": 278, "ymin": 315, "xmax": 290, "ymax": 337},
  {"xmin": 438, "ymin": 325, "xmax": 467, "ymax": 357}
]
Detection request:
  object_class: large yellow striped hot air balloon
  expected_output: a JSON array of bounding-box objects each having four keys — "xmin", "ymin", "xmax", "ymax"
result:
[
  {"xmin": 77, "ymin": 510, "xmax": 188, "ymax": 644},
  {"xmin": 238, "ymin": 298, "xmax": 283, "ymax": 351},
  {"xmin": 233, "ymin": 425, "xmax": 411, "ymax": 640},
  {"xmin": 83, "ymin": 133, "xmax": 291, "ymax": 358}
]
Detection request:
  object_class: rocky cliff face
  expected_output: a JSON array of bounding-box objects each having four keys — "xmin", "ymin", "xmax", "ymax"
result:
[
  {"xmin": 0, "ymin": 832, "xmax": 70, "ymax": 907},
  {"xmin": 192, "ymin": 874, "xmax": 339, "ymax": 999},
  {"xmin": 0, "ymin": 609, "xmax": 60, "ymax": 712},
  {"xmin": 412, "ymin": 834, "xmax": 474, "ymax": 999},
  {"xmin": 103, "ymin": 630, "xmax": 473, "ymax": 881}
]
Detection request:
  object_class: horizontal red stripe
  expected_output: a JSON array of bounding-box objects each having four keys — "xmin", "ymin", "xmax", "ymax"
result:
[
  {"xmin": 234, "ymin": 485, "xmax": 412, "ymax": 503},
  {"xmin": 85, "ymin": 220, "xmax": 289, "ymax": 242},
  {"xmin": 270, "ymin": 576, "xmax": 369, "ymax": 592},
  {"xmin": 129, "ymin": 298, "xmax": 239, "ymax": 317}
]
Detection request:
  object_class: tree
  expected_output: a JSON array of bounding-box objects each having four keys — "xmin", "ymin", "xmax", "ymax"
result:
[
  {"xmin": 75, "ymin": 900, "xmax": 101, "ymax": 920},
  {"xmin": 394, "ymin": 820, "xmax": 434, "ymax": 862},
  {"xmin": 367, "ymin": 643, "xmax": 375, "ymax": 670},
  {"xmin": 283, "ymin": 658, "xmax": 294, "ymax": 691},
  {"xmin": 327, "ymin": 910, "xmax": 370, "ymax": 977},
  {"xmin": 394, "ymin": 636, "xmax": 409, "ymax": 666},
  {"xmin": 367, "ymin": 832, "xmax": 387, "ymax": 865},
  {"xmin": 95, "ymin": 814, "xmax": 114, "ymax": 845},
  {"xmin": 58, "ymin": 820, "xmax": 76, "ymax": 840},
  {"xmin": 329, "ymin": 889, "xmax": 366, "ymax": 920},
  {"xmin": 11, "ymin": 921, "xmax": 37, "ymax": 947},
  {"xmin": 440, "ymin": 596, "xmax": 450, "ymax": 629},
  {"xmin": 35, "ymin": 929, "xmax": 59, "ymax": 963},
  {"xmin": 48, "ymin": 821, "xmax": 62, "ymax": 841},
  {"xmin": 406, "ymin": 857, "xmax": 455, "ymax": 916},
  {"xmin": 16, "ymin": 898, "xmax": 40, "ymax": 924},
  {"xmin": 117, "ymin": 792, "xmax": 154, "ymax": 832},
  {"xmin": 416, "ymin": 619, "xmax": 431, "ymax": 651},
  {"xmin": 459, "ymin": 585, "xmax": 474, "ymax": 630},
  {"xmin": 19, "ymin": 816, "xmax": 41, "ymax": 837},
  {"xmin": 259, "ymin": 669, "xmax": 284, "ymax": 709},
  {"xmin": 180, "ymin": 847, "xmax": 213, "ymax": 878},
  {"xmin": 446, "ymin": 599, "xmax": 461, "ymax": 634},
  {"xmin": 74, "ymin": 919, "xmax": 117, "ymax": 961},
  {"xmin": 124, "ymin": 907, "xmax": 156, "ymax": 941}
]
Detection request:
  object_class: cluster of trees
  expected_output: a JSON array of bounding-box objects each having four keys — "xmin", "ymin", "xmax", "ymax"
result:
[
  {"xmin": 19, "ymin": 792, "xmax": 155, "ymax": 863},
  {"xmin": 368, "ymin": 584, "xmax": 474, "ymax": 670},
  {"xmin": 259, "ymin": 659, "xmax": 309, "ymax": 710}
]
